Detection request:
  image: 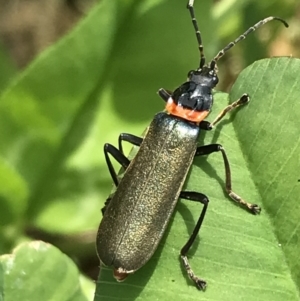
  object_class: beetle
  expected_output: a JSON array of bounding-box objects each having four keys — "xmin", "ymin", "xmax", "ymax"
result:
[{"xmin": 96, "ymin": 0, "xmax": 288, "ymax": 290}]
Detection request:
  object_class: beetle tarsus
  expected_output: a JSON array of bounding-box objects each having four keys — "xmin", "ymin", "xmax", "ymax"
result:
[
  {"xmin": 195, "ymin": 279, "xmax": 207, "ymax": 290},
  {"xmin": 228, "ymin": 191, "xmax": 261, "ymax": 214},
  {"xmin": 248, "ymin": 204, "xmax": 261, "ymax": 215},
  {"xmin": 179, "ymin": 191, "xmax": 208, "ymax": 289},
  {"xmin": 238, "ymin": 93, "xmax": 250, "ymax": 105},
  {"xmin": 181, "ymin": 255, "xmax": 207, "ymax": 290}
]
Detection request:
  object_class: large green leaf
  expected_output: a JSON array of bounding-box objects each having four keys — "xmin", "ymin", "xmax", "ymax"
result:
[
  {"xmin": 94, "ymin": 58, "xmax": 300, "ymax": 300},
  {"xmin": 231, "ymin": 57, "xmax": 300, "ymax": 295}
]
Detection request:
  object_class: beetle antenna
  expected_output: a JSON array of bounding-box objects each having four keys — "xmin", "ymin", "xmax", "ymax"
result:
[
  {"xmin": 187, "ymin": 0, "xmax": 205, "ymax": 69},
  {"xmin": 209, "ymin": 16, "xmax": 288, "ymax": 70}
]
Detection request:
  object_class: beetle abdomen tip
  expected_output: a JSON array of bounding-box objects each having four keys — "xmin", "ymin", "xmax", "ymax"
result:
[{"xmin": 113, "ymin": 267, "xmax": 134, "ymax": 282}]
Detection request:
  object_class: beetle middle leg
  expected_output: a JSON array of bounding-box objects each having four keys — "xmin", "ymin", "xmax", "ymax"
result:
[
  {"xmin": 103, "ymin": 134, "xmax": 143, "ymax": 213},
  {"xmin": 118, "ymin": 133, "xmax": 143, "ymax": 155},
  {"xmin": 179, "ymin": 191, "xmax": 208, "ymax": 290},
  {"xmin": 104, "ymin": 143, "xmax": 131, "ymax": 187},
  {"xmin": 195, "ymin": 144, "xmax": 261, "ymax": 214},
  {"xmin": 104, "ymin": 134, "xmax": 143, "ymax": 185},
  {"xmin": 102, "ymin": 144, "xmax": 131, "ymax": 214}
]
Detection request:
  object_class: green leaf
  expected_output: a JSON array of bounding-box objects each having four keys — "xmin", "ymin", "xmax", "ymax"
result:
[
  {"xmin": 94, "ymin": 58, "xmax": 300, "ymax": 300},
  {"xmin": 0, "ymin": 0, "xmax": 138, "ymax": 235},
  {"xmin": 231, "ymin": 57, "xmax": 300, "ymax": 296},
  {"xmin": 0, "ymin": 157, "xmax": 28, "ymax": 226},
  {"xmin": 0, "ymin": 0, "xmax": 120, "ymax": 219},
  {"xmin": 0, "ymin": 0, "xmax": 215, "ymax": 236},
  {"xmin": 0, "ymin": 241, "xmax": 88, "ymax": 301}
]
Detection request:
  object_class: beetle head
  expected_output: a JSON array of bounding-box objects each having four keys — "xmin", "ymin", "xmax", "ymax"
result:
[
  {"xmin": 163, "ymin": 66, "xmax": 218, "ymax": 124},
  {"xmin": 187, "ymin": 66, "xmax": 219, "ymax": 88}
]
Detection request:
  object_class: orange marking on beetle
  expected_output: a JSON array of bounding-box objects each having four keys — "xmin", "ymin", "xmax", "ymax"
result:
[{"xmin": 165, "ymin": 101, "xmax": 209, "ymax": 123}]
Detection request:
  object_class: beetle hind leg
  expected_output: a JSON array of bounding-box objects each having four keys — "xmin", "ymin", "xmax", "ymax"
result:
[{"xmin": 179, "ymin": 191, "xmax": 209, "ymax": 290}]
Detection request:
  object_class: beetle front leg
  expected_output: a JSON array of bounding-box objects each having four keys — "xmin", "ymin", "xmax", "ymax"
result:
[
  {"xmin": 179, "ymin": 191, "xmax": 209, "ymax": 290},
  {"xmin": 157, "ymin": 88, "xmax": 173, "ymax": 102},
  {"xmin": 199, "ymin": 94, "xmax": 249, "ymax": 130},
  {"xmin": 195, "ymin": 143, "xmax": 261, "ymax": 214}
]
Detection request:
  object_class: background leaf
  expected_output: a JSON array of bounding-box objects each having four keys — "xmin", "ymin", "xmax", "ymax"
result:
[
  {"xmin": 0, "ymin": 0, "xmax": 140, "ymax": 236},
  {"xmin": 0, "ymin": 241, "xmax": 88, "ymax": 301}
]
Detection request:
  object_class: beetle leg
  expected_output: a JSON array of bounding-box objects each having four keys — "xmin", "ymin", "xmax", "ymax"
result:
[
  {"xmin": 158, "ymin": 88, "xmax": 173, "ymax": 102},
  {"xmin": 104, "ymin": 143, "xmax": 131, "ymax": 187},
  {"xmin": 179, "ymin": 191, "xmax": 208, "ymax": 290},
  {"xmin": 118, "ymin": 133, "xmax": 143, "ymax": 155},
  {"xmin": 195, "ymin": 144, "xmax": 261, "ymax": 214},
  {"xmin": 102, "ymin": 135, "xmax": 143, "ymax": 215},
  {"xmin": 198, "ymin": 120, "xmax": 211, "ymax": 130},
  {"xmin": 200, "ymin": 93, "xmax": 249, "ymax": 130}
]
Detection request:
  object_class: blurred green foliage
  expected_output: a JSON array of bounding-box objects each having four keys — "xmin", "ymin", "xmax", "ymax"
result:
[{"xmin": 0, "ymin": 0, "xmax": 299, "ymax": 300}]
